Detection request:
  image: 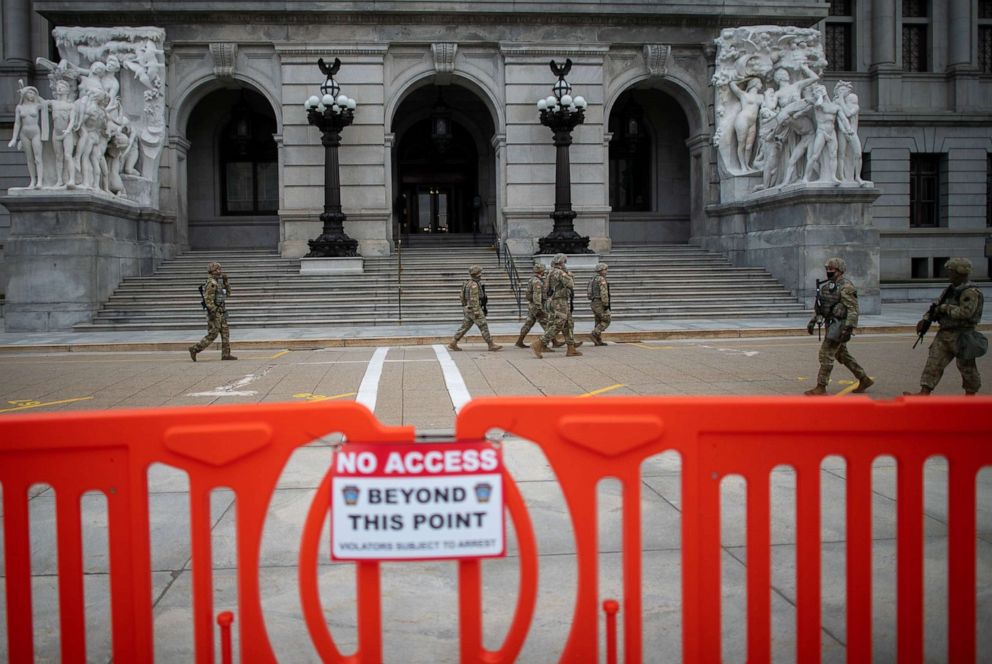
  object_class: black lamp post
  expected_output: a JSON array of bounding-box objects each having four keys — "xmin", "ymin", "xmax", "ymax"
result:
[
  {"xmin": 304, "ymin": 58, "xmax": 359, "ymax": 257},
  {"xmin": 536, "ymin": 58, "xmax": 592, "ymax": 254}
]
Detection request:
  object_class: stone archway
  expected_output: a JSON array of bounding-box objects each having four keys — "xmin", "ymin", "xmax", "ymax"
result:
[
  {"xmin": 607, "ymin": 87, "xmax": 691, "ymax": 244},
  {"xmin": 184, "ymin": 85, "xmax": 279, "ymax": 250},
  {"xmin": 390, "ymin": 82, "xmax": 497, "ymax": 245}
]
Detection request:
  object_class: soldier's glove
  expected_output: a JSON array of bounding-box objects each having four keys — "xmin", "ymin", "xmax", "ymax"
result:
[
  {"xmin": 482, "ymin": 306, "xmax": 488, "ymax": 316},
  {"xmin": 605, "ymin": 305, "xmax": 610, "ymax": 311},
  {"xmin": 840, "ymin": 326, "xmax": 853, "ymax": 343},
  {"xmin": 916, "ymin": 320, "xmax": 927, "ymax": 334},
  {"xmin": 936, "ymin": 304, "xmax": 949, "ymax": 316},
  {"xmin": 806, "ymin": 321, "xmax": 816, "ymax": 335}
]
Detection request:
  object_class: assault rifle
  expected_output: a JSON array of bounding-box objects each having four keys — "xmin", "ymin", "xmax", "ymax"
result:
[
  {"xmin": 812, "ymin": 278, "xmax": 825, "ymax": 340},
  {"xmin": 480, "ymin": 283, "xmax": 489, "ymax": 316},
  {"xmin": 913, "ymin": 284, "xmax": 954, "ymax": 348}
]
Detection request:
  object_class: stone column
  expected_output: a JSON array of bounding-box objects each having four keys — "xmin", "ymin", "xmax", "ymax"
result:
[
  {"xmin": 0, "ymin": 0, "xmax": 32, "ymax": 117},
  {"xmin": 948, "ymin": 0, "xmax": 980, "ymax": 110},
  {"xmin": 870, "ymin": 0, "xmax": 902, "ymax": 111}
]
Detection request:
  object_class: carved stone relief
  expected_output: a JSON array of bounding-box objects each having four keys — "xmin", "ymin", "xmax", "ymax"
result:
[
  {"xmin": 643, "ymin": 44, "xmax": 670, "ymax": 78},
  {"xmin": 711, "ymin": 25, "xmax": 871, "ymax": 194},
  {"xmin": 9, "ymin": 26, "xmax": 166, "ymax": 207},
  {"xmin": 210, "ymin": 43, "xmax": 238, "ymax": 79}
]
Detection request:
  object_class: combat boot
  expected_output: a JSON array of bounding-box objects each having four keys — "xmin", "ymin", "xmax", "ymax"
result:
[
  {"xmin": 591, "ymin": 333, "xmax": 607, "ymax": 347},
  {"xmin": 852, "ymin": 376, "xmax": 874, "ymax": 393},
  {"xmin": 551, "ymin": 339, "xmax": 565, "ymax": 348},
  {"xmin": 488, "ymin": 342, "xmax": 503, "ymax": 352},
  {"xmin": 448, "ymin": 341, "xmax": 462, "ymax": 352},
  {"xmin": 531, "ymin": 339, "xmax": 545, "ymax": 358},
  {"xmin": 803, "ymin": 385, "xmax": 828, "ymax": 396},
  {"xmin": 903, "ymin": 387, "xmax": 932, "ymax": 396},
  {"xmin": 188, "ymin": 346, "xmax": 198, "ymax": 362},
  {"xmin": 222, "ymin": 354, "xmax": 238, "ymax": 361},
  {"xmin": 566, "ymin": 344, "xmax": 583, "ymax": 357},
  {"xmin": 514, "ymin": 334, "xmax": 528, "ymax": 348}
]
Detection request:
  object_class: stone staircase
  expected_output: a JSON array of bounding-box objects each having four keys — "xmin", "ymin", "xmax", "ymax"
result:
[{"xmin": 73, "ymin": 244, "xmax": 808, "ymax": 331}]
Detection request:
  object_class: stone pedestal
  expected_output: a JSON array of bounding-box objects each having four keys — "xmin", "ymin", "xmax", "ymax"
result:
[
  {"xmin": 700, "ymin": 185, "xmax": 882, "ymax": 314},
  {"xmin": 533, "ymin": 253, "xmax": 600, "ymax": 270},
  {"xmin": 299, "ymin": 257, "xmax": 364, "ymax": 274},
  {"xmin": 0, "ymin": 192, "xmax": 176, "ymax": 331}
]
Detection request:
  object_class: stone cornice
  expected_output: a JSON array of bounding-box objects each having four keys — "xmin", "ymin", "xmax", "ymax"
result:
[
  {"xmin": 36, "ymin": 8, "xmax": 826, "ymax": 30},
  {"xmin": 0, "ymin": 192, "xmax": 173, "ymax": 222},
  {"xmin": 274, "ymin": 44, "xmax": 389, "ymax": 57},
  {"xmin": 706, "ymin": 185, "xmax": 881, "ymax": 217}
]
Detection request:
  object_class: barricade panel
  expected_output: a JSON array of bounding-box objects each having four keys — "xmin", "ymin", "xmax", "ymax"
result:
[{"xmin": 2, "ymin": 396, "xmax": 991, "ymax": 662}]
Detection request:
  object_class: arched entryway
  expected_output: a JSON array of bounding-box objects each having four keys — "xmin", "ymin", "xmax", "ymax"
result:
[
  {"xmin": 391, "ymin": 83, "xmax": 497, "ymax": 245},
  {"xmin": 607, "ymin": 88, "xmax": 691, "ymax": 244},
  {"xmin": 185, "ymin": 86, "xmax": 279, "ymax": 250}
]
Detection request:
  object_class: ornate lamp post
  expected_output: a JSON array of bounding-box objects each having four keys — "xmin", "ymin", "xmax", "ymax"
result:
[
  {"xmin": 304, "ymin": 58, "xmax": 359, "ymax": 257},
  {"xmin": 536, "ymin": 58, "xmax": 591, "ymax": 254}
]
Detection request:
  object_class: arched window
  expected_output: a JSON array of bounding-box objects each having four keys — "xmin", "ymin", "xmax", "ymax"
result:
[{"xmin": 220, "ymin": 94, "xmax": 278, "ymax": 215}]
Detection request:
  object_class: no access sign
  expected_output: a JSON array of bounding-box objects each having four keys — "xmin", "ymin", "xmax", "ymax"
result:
[{"xmin": 330, "ymin": 441, "xmax": 505, "ymax": 561}]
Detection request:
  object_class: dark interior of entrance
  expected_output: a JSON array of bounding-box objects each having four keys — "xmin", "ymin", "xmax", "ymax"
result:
[
  {"xmin": 395, "ymin": 118, "xmax": 478, "ymax": 235},
  {"xmin": 392, "ymin": 84, "xmax": 496, "ymax": 244}
]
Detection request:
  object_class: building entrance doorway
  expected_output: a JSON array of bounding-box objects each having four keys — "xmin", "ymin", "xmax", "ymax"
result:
[{"xmin": 392, "ymin": 84, "xmax": 495, "ymax": 245}]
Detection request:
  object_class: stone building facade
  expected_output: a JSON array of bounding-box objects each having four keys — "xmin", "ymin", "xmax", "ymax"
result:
[{"xmin": 0, "ymin": 0, "xmax": 990, "ymax": 330}]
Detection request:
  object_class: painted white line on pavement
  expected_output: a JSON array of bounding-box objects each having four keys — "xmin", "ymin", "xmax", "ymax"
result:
[
  {"xmin": 432, "ymin": 344, "xmax": 471, "ymax": 413},
  {"xmin": 356, "ymin": 347, "xmax": 389, "ymax": 413},
  {"xmin": 187, "ymin": 366, "xmax": 273, "ymax": 397}
]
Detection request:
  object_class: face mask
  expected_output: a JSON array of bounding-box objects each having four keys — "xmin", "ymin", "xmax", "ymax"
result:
[{"xmin": 826, "ymin": 270, "xmax": 837, "ymax": 281}]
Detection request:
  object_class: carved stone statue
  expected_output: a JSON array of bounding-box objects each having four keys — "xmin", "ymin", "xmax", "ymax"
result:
[
  {"xmin": 9, "ymin": 81, "xmax": 49, "ymax": 189},
  {"xmin": 7, "ymin": 26, "xmax": 168, "ymax": 205},
  {"xmin": 712, "ymin": 25, "xmax": 870, "ymax": 196}
]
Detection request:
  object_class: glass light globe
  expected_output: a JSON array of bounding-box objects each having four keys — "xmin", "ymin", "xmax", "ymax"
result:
[
  {"xmin": 561, "ymin": 94, "xmax": 573, "ymax": 106},
  {"xmin": 321, "ymin": 94, "xmax": 334, "ymax": 106},
  {"xmin": 546, "ymin": 96, "xmax": 557, "ymax": 108},
  {"xmin": 317, "ymin": 103, "xmax": 325, "ymax": 112},
  {"xmin": 337, "ymin": 94, "xmax": 348, "ymax": 106},
  {"xmin": 537, "ymin": 99, "xmax": 547, "ymax": 110},
  {"xmin": 574, "ymin": 96, "xmax": 586, "ymax": 108},
  {"xmin": 307, "ymin": 95, "xmax": 320, "ymax": 108},
  {"xmin": 331, "ymin": 104, "xmax": 340, "ymax": 113},
  {"xmin": 347, "ymin": 98, "xmax": 357, "ymax": 110}
]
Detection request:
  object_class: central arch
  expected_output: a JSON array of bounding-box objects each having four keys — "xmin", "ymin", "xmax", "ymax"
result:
[{"xmin": 390, "ymin": 81, "xmax": 497, "ymax": 245}]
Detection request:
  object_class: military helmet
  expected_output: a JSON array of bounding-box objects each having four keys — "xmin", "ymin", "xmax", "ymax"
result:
[
  {"xmin": 533, "ymin": 261, "xmax": 545, "ymax": 273},
  {"xmin": 595, "ymin": 262, "xmax": 608, "ymax": 273},
  {"xmin": 944, "ymin": 257, "xmax": 973, "ymax": 275},
  {"xmin": 207, "ymin": 261, "xmax": 222, "ymax": 273},
  {"xmin": 824, "ymin": 257, "xmax": 846, "ymax": 272},
  {"xmin": 468, "ymin": 264, "xmax": 483, "ymax": 276},
  {"xmin": 552, "ymin": 253, "xmax": 567, "ymax": 266}
]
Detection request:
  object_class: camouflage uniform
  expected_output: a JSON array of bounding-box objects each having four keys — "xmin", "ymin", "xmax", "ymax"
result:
[
  {"xmin": 588, "ymin": 262, "xmax": 611, "ymax": 346},
  {"xmin": 532, "ymin": 254, "xmax": 582, "ymax": 357},
  {"xmin": 189, "ymin": 262, "xmax": 236, "ymax": 361},
  {"xmin": 449, "ymin": 266, "xmax": 502, "ymax": 351},
  {"xmin": 516, "ymin": 262, "xmax": 549, "ymax": 347},
  {"xmin": 915, "ymin": 258, "xmax": 984, "ymax": 394},
  {"xmin": 805, "ymin": 258, "xmax": 870, "ymax": 394}
]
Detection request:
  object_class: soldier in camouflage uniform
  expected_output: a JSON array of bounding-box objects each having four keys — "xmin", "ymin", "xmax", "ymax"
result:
[
  {"xmin": 449, "ymin": 265, "xmax": 502, "ymax": 352},
  {"xmin": 188, "ymin": 262, "xmax": 237, "ymax": 361},
  {"xmin": 588, "ymin": 262, "xmax": 611, "ymax": 346},
  {"xmin": 532, "ymin": 253, "xmax": 582, "ymax": 358},
  {"xmin": 905, "ymin": 257, "xmax": 985, "ymax": 395},
  {"xmin": 515, "ymin": 261, "xmax": 553, "ymax": 349},
  {"xmin": 803, "ymin": 257, "xmax": 872, "ymax": 395}
]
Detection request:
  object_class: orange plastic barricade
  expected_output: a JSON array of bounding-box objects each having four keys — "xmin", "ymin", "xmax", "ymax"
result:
[{"xmin": 2, "ymin": 396, "xmax": 991, "ymax": 662}]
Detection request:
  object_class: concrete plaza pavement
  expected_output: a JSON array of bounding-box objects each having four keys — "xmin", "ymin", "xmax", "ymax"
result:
[{"xmin": 1, "ymin": 308, "xmax": 991, "ymax": 662}]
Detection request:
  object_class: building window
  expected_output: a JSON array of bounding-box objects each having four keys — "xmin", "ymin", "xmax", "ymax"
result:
[
  {"xmin": 981, "ymin": 1, "xmax": 992, "ymax": 73},
  {"xmin": 909, "ymin": 154, "xmax": 941, "ymax": 227},
  {"xmin": 987, "ymin": 155, "xmax": 992, "ymax": 227},
  {"xmin": 220, "ymin": 95, "xmax": 278, "ymax": 216},
  {"xmin": 825, "ymin": 0, "xmax": 855, "ymax": 71},
  {"xmin": 902, "ymin": 0, "xmax": 929, "ymax": 72}
]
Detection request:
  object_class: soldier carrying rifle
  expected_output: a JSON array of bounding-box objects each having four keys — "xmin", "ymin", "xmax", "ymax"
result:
[
  {"xmin": 905, "ymin": 257, "xmax": 986, "ymax": 396},
  {"xmin": 803, "ymin": 257, "xmax": 873, "ymax": 395}
]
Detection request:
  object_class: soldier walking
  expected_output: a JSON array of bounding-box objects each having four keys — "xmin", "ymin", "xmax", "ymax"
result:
[
  {"xmin": 803, "ymin": 257, "xmax": 872, "ymax": 395},
  {"xmin": 532, "ymin": 253, "xmax": 582, "ymax": 358},
  {"xmin": 516, "ymin": 261, "xmax": 552, "ymax": 349},
  {"xmin": 188, "ymin": 262, "xmax": 237, "ymax": 361},
  {"xmin": 588, "ymin": 262, "xmax": 611, "ymax": 346},
  {"xmin": 905, "ymin": 257, "xmax": 985, "ymax": 395},
  {"xmin": 449, "ymin": 265, "xmax": 502, "ymax": 352}
]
